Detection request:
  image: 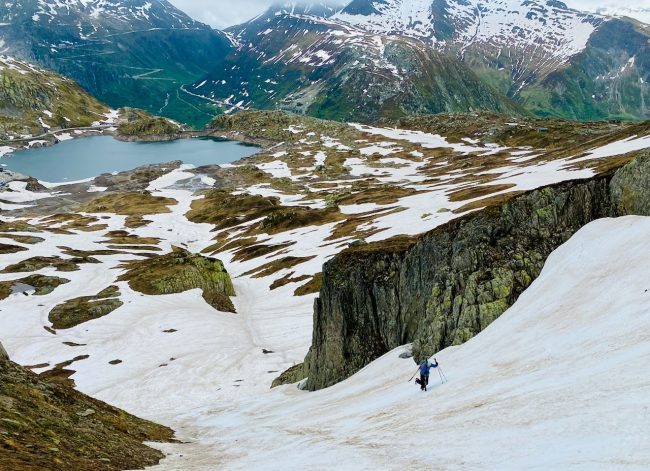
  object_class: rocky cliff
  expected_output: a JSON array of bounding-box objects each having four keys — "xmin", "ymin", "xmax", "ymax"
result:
[{"xmin": 301, "ymin": 154, "xmax": 650, "ymax": 390}]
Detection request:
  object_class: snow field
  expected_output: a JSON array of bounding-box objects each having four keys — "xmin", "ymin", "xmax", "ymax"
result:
[{"xmin": 144, "ymin": 216, "xmax": 650, "ymax": 470}]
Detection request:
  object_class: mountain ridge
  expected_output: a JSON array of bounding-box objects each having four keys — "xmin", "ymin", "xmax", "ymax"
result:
[
  {"xmin": 190, "ymin": 0, "xmax": 650, "ymax": 122},
  {"xmin": 0, "ymin": 0, "xmax": 232, "ymax": 126}
]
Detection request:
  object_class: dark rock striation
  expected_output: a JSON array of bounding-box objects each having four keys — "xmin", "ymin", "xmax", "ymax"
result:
[{"xmin": 299, "ymin": 154, "xmax": 650, "ymax": 391}]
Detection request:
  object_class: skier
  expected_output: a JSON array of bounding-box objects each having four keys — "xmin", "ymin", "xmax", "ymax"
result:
[{"xmin": 416, "ymin": 358, "xmax": 438, "ymax": 391}]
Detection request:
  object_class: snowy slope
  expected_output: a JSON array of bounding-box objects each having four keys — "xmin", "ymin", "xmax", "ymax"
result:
[
  {"xmin": 143, "ymin": 216, "xmax": 650, "ymax": 469},
  {"xmin": 1, "ymin": 117, "xmax": 649, "ymax": 468},
  {"xmin": 8, "ymin": 0, "xmax": 205, "ymax": 33},
  {"xmin": 335, "ymin": 0, "xmax": 599, "ymax": 64}
]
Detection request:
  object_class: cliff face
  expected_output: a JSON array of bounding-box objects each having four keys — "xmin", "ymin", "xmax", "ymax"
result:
[{"xmin": 303, "ymin": 155, "xmax": 650, "ymax": 391}]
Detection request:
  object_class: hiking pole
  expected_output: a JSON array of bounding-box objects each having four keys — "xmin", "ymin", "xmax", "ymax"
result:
[
  {"xmin": 438, "ymin": 368, "xmax": 445, "ymax": 384},
  {"xmin": 438, "ymin": 366, "xmax": 448, "ymax": 383},
  {"xmin": 408, "ymin": 368, "xmax": 419, "ymax": 382}
]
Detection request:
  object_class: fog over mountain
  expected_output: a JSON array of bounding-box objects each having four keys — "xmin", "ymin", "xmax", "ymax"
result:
[{"xmin": 169, "ymin": 0, "xmax": 650, "ymax": 28}]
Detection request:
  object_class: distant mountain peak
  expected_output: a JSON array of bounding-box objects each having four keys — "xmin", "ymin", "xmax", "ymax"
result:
[{"xmin": 23, "ymin": 0, "xmax": 208, "ymax": 31}]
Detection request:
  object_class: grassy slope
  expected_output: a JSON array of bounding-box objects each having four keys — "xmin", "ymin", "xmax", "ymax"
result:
[
  {"xmin": 0, "ymin": 350, "xmax": 174, "ymax": 471},
  {"xmin": 0, "ymin": 57, "xmax": 108, "ymax": 138}
]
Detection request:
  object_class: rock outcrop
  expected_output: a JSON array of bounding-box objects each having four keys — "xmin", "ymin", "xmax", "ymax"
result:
[
  {"xmin": 0, "ymin": 342, "xmax": 174, "ymax": 470},
  {"xmin": 115, "ymin": 108, "xmax": 182, "ymax": 142},
  {"xmin": 118, "ymin": 247, "xmax": 236, "ymax": 313},
  {"xmin": 49, "ymin": 286, "xmax": 123, "ymax": 330},
  {"xmin": 300, "ymin": 154, "xmax": 650, "ymax": 391}
]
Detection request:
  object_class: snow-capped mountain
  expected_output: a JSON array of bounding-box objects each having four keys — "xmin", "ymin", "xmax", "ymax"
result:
[
  {"xmin": 258, "ymin": 1, "xmax": 345, "ymax": 19},
  {"xmin": 23, "ymin": 0, "xmax": 205, "ymax": 31},
  {"xmin": 185, "ymin": 5, "xmax": 521, "ymax": 122},
  {"xmin": 0, "ymin": 0, "xmax": 232, "ymax": 125},
  {"xmin": 185, "ymin": 0, "xmax": 650, "ymax": 122},
  {"xmin": 336, "ymin": 0, "xmax": 601, "ymax": 84}
]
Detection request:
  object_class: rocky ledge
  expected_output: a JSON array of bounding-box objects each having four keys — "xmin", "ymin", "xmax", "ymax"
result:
[{"xmin": 286, "ymin": 154, "xmax": 650, "ymax": 391}]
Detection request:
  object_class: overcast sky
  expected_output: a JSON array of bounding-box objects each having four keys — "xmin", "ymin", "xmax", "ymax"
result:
[{"xmin": 169, "ymin": 1, "xmax": 650, "ymax": 29}]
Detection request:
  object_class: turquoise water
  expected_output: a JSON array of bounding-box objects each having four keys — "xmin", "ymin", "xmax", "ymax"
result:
[{"xmin": 1, "ymin": 136, "xmax": 258, "ymax": 182}]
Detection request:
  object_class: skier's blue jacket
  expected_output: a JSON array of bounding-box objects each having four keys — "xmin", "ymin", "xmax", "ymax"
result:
[{"xmin": 419, "ymin": 359, "xmax": 438, "ymax": 375}]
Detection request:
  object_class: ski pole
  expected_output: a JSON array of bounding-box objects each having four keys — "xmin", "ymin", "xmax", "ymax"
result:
[
  {"xmin": 438, "ymin": 368, "xmax": 445, "ymax": 384},
  {"xmin": 439, "ymin": 366, "xmax": 448, "ymax": 383},
  {"xmin": 408, "ymin": 368, "xmax": 419, "ymax": 382}
]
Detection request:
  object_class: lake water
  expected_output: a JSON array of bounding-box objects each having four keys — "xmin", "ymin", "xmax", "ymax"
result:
[{"xmin": 1, "ymin": 136, "xmax": 258, "ymax": 183}]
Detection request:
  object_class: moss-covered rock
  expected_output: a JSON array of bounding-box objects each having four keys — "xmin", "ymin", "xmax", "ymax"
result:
[
  {"xmin": 49, "ymin": 286, "xmax": 123, "ymax": 330},
  {"xmin": 0, "ymin": 243, "xmax": 28, "ymax": 254},
  {"xmin": 1, "ymin": 256, "xmax": 100, "ymax": 274},
  {"xmin": 271, "ymin": 363, "xmax": 307, "ymax": 388},
  {"xmin": 0, "ymin": 343, "xmax": 174, "ymax": 471},
  {"xmin": 79, "ymin": 191, "xmax": 176, "ymax": 218},
  {"xmin": 116, "ymin": 108, "xmax": 182, "ymax": 141},
  {"xmin": 0, "ymin": 233, "xmax": 45, "ymax": 244},
  {"xmin": 0, "ymin": 275, "xmax": 70, "ymax": 300},
  {"xmin": 610, "ymin": 152, "xmax": 650, "ymax": 216},
  {"xmin": 118, "ymin": 247, "xmax": 236, "ymax": 312}
]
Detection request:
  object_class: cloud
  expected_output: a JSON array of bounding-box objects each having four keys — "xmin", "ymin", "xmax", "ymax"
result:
[{"xmin": 567, "ymin": 0, "xmax": 650, "ymax": 11}]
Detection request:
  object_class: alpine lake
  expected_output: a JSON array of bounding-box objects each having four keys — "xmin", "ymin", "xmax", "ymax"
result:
[{"xmin": 1, "ymin": 136, "xmax": 258, "ymax": 183}]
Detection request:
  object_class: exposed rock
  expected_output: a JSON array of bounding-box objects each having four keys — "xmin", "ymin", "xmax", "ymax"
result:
[
  {"xmin": 293, "ymin": 273, "xmax": 323, "ymax": 297},
  {"xmin": 48, "ymin": 286, "xmax": 123, "ymax": 330},
  {"xmin": 398, "ymin": 347, "xmax": 413, "ymax": 359},
  {"xmin": 38, "ymin": 355, "xmax": 90, "ymax": 388},
  {"xmin": 116, "ymin": 108, "xmax": 182, "ymax": 141},
  {"xmin": 301, "ymin": 155, "xmax": 650, "ymax": 391},
  {"xmin": 79, "ymin": 191, "xmax": 176, "ymax": 220},
  {"xmin": 271, "ymin": 363, "xmax": 307, "ymax": 389},
  {"xmin": 610, "ymin": 153, "xmax": 650, "ymax": 216},
  {"xmin": 93, "ymin": 162, "xmax": 183, "ymax": 192},
  {"xmin": 0, "ymin": 342, "xmax": 8, "ymax": 362},
  {"xmin": 118, "ymin": 246, "xmax": 236, "ymax": 313},
  {"xmin": 1, "ymin": 256, "xmax": 99, "ymax": 273},
  {"xmin": 0, "ymin": 351, "xmax": 174, "ymax": 470},
  {"xmin": 0, "ymin": 243, "xmax": 28, "ymax": 254},
  {"xmin": 0, "ymin": 233, "xmax": 45, "ymax": 244},
  {"xmin": 0, "ymin": 275, "xmax": 70, "ymax": 301}
]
